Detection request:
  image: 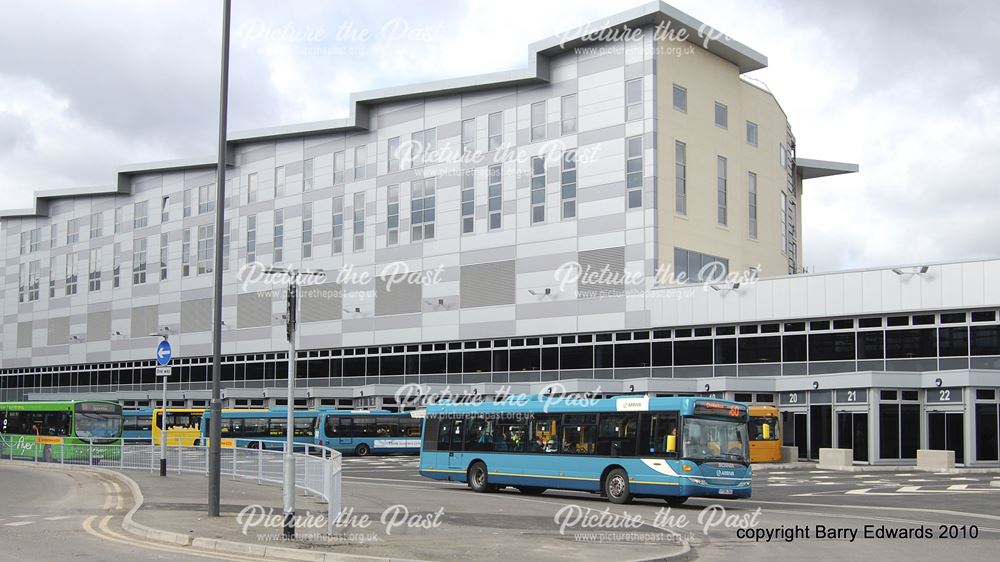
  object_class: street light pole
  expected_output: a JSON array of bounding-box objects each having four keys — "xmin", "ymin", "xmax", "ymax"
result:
[
  {"xmin": 161, "ymin": 350, "xmax": 168, "ymax": 476},
  {"xmin": 208, "ymin": 0, "xmax": 232, "ymax": 518}
]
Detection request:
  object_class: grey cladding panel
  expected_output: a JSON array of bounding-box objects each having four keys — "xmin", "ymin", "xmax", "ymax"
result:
[
  {"xmin": 299, "ymin": 283, "xmax": 343, "ymax": 323},
  {"xmin": 181, "ymin": 297, "xmax": 213, "ymax": 333},
  {"xmin": 375, "ymin": 277, "xmax": 421, "ymax": 316},
  {"xmin": 17, "ymin": 321, "xmax": 32, "ymax": 348},
  {"xmin": 238, "ymin": 292, "xmax": 272, "ymax": 328},
  {"xmin": 460, "ymin": 260, "xmax": 515, "ymax": 308},
  {"xmin": 87, "ymin": 311, "xmax": 111, "ymax": 342},
  {"xmin": 47, "ymin": 316, "xmax": 70, "ymax": 346},
  {"xmin": 130, "ymin": 305, "xmax": 159, "ymax": 338},
  {"xmin": 578, "ymin": 246, "xmax": 625, "ymax": 297}
]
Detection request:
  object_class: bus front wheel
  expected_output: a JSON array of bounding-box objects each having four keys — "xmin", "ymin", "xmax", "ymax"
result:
[
  {"xmin": 467, "ymin": 462, "xmax": 496, "ymax": 493},
  {"xmin": 604, "ymin": 468, "xmax": 633, "ymax": 504},
  {"xmin": 354, "ymin": 443, "xmax": 370, "ymax": 457}
]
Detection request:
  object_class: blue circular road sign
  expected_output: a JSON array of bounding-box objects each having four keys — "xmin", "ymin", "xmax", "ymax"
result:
[{"xmin": 156, "ymin": 340, "xmax": 172, "ymax": 366}]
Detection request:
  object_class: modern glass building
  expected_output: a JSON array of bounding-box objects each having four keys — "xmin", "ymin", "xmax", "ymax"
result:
[{"xmin": 2, "ymin": 3, "xmax": 997, "ymax": 465}]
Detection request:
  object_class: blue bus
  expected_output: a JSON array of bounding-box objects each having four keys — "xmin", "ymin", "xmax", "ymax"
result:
[
  {"xmin": 123, "ymin": 408, "xmax": 154, "ymax": 442},
  {"xmin": 197, "ymin": 409, "xmax": 317, "ymax": 450},
  {"xmin": 314, "ymin": 410, "xmax": 422, "ymax": 456},
  {"xmin": 419, "ymin": 396, "xmax": 751, "ymax": 504}
]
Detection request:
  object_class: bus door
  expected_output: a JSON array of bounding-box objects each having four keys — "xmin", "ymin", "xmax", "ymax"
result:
[{"xmin": 448, "ymin": 419, "xmax": 465, "ymax": 470}]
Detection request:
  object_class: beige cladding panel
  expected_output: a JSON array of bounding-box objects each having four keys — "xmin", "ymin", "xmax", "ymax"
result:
[{"xmin": 656, "ymin": 38, "xmax": 793, "ymax": 279}]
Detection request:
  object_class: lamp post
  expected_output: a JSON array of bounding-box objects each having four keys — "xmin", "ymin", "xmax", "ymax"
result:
[{"xmin": 264, "ymin": 266, "xmax": 324, "ymax": 539}]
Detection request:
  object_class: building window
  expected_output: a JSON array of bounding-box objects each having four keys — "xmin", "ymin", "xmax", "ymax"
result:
[
  {"xmin": 302, "ymin": 202, "xmax": 313, "ymax": 258},
  {"xmin": 89, "ymin": 213, "xmax": 102, "ymax": 239},
  {"xmin": 29, "ymin": 228, "xmax": 40, "ymax": 252},
  {"xmin": 387, "ymin": 138, "xmax": 400, "ymax": 173},
  {"xmin": 561, "ymin": 94, "xmax": 577, "ymax": 135},
  {"xmin": 717, "ymin": 155, "xmax": 728, "ymax": 225},
  {"xmin": 746, "ymin": 121, "xmax": 758, "ymax": 146},
  {"xmin": 28, "ymin": 260, "xmax": 39, "ymax": 301},
  {"xmin": 181, "ymin": 229, "xmax": 191, "ymax": 277},
  {"xmin": 334, "ymin": 151, "xmax": 345, "ymax": 184},
  {"xmin": 353, "ymin": 192, "xmax": 365, "ymax": 251},
  {"xmin": 89, "ymin": 248, "xmax": 101, "ymax": 291},
  {"xmin": 225, "ymin": 176, "xmax": 237, "ymax": 209},
  {"xmin": 332, "ymin": 196, "xmax": 344, "ymax": 254},
  {"xmin": 561, "ymin": 151, "xmax": 576, "ymax": 219},
  {"xmin": 246, "ymin": 172, "xmax": 258, "ymax": 204},
  {"xmin": 674, "ymin": 247, "xmax": 729, "ymax": 283},
  {"xmin": 196, "ymin": 224, "xmax": 214, "ymax": 275},
  {"xmin": 18, "ymin": 263, "xmax": 25, "ymax": 302},
  {"xmin": 488, "ymin": 111, "xmax": 502, "ymax": 150},
  {"xmin": 715, "ymin": 102, "xmax": 728, "ymax": 128},
  {"xmin": 49, "ymin": 256, "xmax": 57, "ymax": 297},
  {"xmin": 461, "ymin": 170, "xmax": 475, "ymax": 234},
  {"xmin": 780, "ymin": 192, "xmax": 788, "ymax": 254},
  {"xmin": 133, "ymin": 201, "xmax": 148, "ymax": 229},
  {"xmin": 132, "ymin": 237, "xmax": 147, "ymax": 285},
  {"xmin": 353, "ymin": 147, "xmax": 366, "ymax": 181},
  {"xmin": 530, "ymin": 156, "xmax": 545, "ymax": 224},
  {"xmin": 246, "ymin": 215, "xmax": 257, "ymax": 264},
  {"xmin": 67, "ymin": 218, "xmax": 80, "ymax": 244},
  {"xmin": 183, "ymin": 189, "xmax": 192, "ymax": 217},
  {"xmin": 65, "ymin": 253, "xmax": 78, "ymax": 295},
  {"xmin": 160, "ymin": 233, "xmax": 168, "ymax": 280},
  {"xmin": 488, "ymin": 164, "xmax": 503, "ymax": 230},
  {"xmin": 160, "ymin": 196, "xmax": 169, "ymax": 223},
  {"xmin": 20, "ymin": 231, "xmax": 27, "ymax": 255},
  {"xmin": 411, "ymin": 128, "xmax": 436, "ymax": 167},
  {"xmin": 222, "ymin": 219, "xmax": 231, "ymax": 271},
  {"xmin": 273, "ymin": 209, "xmax": 284, "ymax": 263},
  {"xmin": 625, "ymin": 78, "xmax": 643, "ymax": 121},
  {"xmin": 50, "ymin": 223, "xmax": 59, "ymax": 246},
  {"xmin": 303, "ymin": 157, "xmax": 314, "ymax": 190},
  {"xmin": 779, "ymin": 143, "xmax": 788, "ymax": 168},
  {"xmin": 113, "ymin": 243, "xmax": 121, "ymax": 287},
  {"xmin": 411, "ymin": 177, "xmax": 436, "ymax": 241},
  {"xmin": 198, "ymin": 184, "xmax": 215, "ymax": 214},
  {"xmin": 672, "ymin": 84, "xmax": 687, "ymax": 112},
  {"xmin": 674, "ymin": 141, "xmax": 687, "ymax": 215},
  {"xmin": 462, "ymin": 119, "xmax": 476, "ymax": 155},
  {"xmin": 748, "ymin": 171, "xmax": 758, "ymax": 240},
  {"xmin": 626, "ymin": 136, "xmax": 643, "ymax": 209},
  {"xmin": 387, "ymin": 185, "xmax": 399, "ymax": 245},
  {"xmin": 530, "ymin": 101, "xmax": 546, "ymax": 141},
  {"xmin": 274, "ymin": 166, "xmax": 285, "ymax": 197}
]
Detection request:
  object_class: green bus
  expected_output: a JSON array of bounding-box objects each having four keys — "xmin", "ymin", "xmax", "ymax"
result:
[{"xmin": 0, "ymin": 400, "xmax": 123, "ymax": 462}]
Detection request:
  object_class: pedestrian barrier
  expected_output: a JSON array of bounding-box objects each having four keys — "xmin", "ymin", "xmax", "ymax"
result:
[{"xmin": 0, "ymin": 435, "xmax": 343, "ymax": 534}]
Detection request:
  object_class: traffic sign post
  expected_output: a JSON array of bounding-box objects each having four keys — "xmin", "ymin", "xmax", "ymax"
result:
[{"xmin": 154, "ymin": 337, "xmax": 172, "ymax": 476}]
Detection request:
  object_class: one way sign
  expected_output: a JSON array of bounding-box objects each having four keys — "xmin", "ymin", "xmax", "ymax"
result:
[{"xmin": 156, "ymin": 340, "xmax": 172, "ymax": 366}]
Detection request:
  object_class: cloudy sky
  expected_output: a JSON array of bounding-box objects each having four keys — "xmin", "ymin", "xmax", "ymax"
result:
[{"xmin": 0, "ymin": 0, "xmax": 997, "ymax": 273}]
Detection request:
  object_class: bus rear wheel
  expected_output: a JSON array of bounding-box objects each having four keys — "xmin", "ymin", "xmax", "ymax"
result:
[
  {"xmin": 516, "ymin": 486, "xmax": 546, "ymax": 495},
  {"xmin": 604, "ymin": 468, "xmax": 633, "ymax": 504},
  {"xmin": 468, "ymin": 462, "xmax": 496, "ymax": 493},
  {"xmin": 664, "ymin": 496, "xmax": 688, "ymax": 506},
  {"xmin": 354, "ymin": 443, "xmax": 370, "ymax": 457}
]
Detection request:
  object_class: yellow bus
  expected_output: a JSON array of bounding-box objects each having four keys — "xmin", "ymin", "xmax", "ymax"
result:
[
  {"xmin": 748, "ymin": 405, "xmax": 781, "ymax": 463},
  {"xmin": 152, "ymin": 408, "xmax": 205, "ymax": 446}
]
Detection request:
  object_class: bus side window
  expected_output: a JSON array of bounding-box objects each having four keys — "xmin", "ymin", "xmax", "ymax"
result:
[
  {"xmin": 436, "ymin": 419, "xmax": 453, "ymax": 451},
  {"xmin": 422, "ymin": 418, "xmax": 440, "ymax": 451}
]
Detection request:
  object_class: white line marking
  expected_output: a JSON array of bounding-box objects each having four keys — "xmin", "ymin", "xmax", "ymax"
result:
[
  {"xmin": 4, "ymin": 521, "xmax": 33, "ymax": 527},
  {"xmin": 949, "ymin": 484, "xmax": 969, "ymax": 490},
  {"xmin": 846, "ymin": 488, "xmax": 872, "ymax": 495},
  {"xmin": 43, "ymin": 516, "xmax": 72, "ymax": 521},
  {"xmin": 897, "ymin": 486, "xmax": 922, "ymax": 492}
]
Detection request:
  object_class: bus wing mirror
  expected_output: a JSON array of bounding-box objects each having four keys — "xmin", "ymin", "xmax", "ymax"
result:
[
  {"xmin": 666, "ymin": 434, "xmax": 677, "ymax": 453},
  {"xmin": 762, "ymin": 424, "xmax": 771, "ymax": 440}
]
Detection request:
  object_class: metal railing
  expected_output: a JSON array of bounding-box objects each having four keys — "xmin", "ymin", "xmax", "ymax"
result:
[{"xmin": 0, "ymin": 435, "xmax": 343, "ymax": 534}]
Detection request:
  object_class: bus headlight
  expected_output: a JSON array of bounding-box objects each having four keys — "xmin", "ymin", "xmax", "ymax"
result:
[
  {"xmin": 688, "ymin": 477, "xmax": 707, "ymax": 485},
  {"xmin": 739, "ymin": 481, "xmax": 751, "ymax": 487}
]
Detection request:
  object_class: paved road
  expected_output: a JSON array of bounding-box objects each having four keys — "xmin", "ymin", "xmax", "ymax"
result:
[
  {"xmin": 0, "ymin": 462, "xmax": 272, "ymax": 561},
  {"xmin": 338, "ymin": 456, "xmax": 1000, "ymax": 561}
]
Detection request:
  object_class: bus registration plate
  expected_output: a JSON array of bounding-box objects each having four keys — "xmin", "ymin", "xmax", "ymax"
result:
[{"xmin": 719, "ymin": 489, "xmax": 733, "ymax": 495}]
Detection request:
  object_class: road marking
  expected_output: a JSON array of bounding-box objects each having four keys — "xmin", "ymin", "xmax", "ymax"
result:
[
  {"xmin": 907, "ymin": 479, "xmax": 933, "ymax": 482},
  {"xmin": 897, "ymin": 486, "xmax": 922, "ymax": 492},
  {"xmin": 43, "ymin": 516, "xmax": 72, "ymax": 521},
  {"xmin": 846, "ymin": 488, "xmax": 872, "ymax": 495},
  {"xmin": 12, "ymin": 515, "xmax": 37, "ymax": 518},
  {"xmin": 4, "ymin": 521, "xmax": 33, "ymax": 527},
  {"xmin": 951, "ymin": 477, "xmax": 978, "ymax": 481},
  {"xmin": 949, "ymin": 484, "xmax": 969, "ymax": 490},
  {"xmin": 82, "ymin": 515, "xmax": 264, "ymax": 561}
]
